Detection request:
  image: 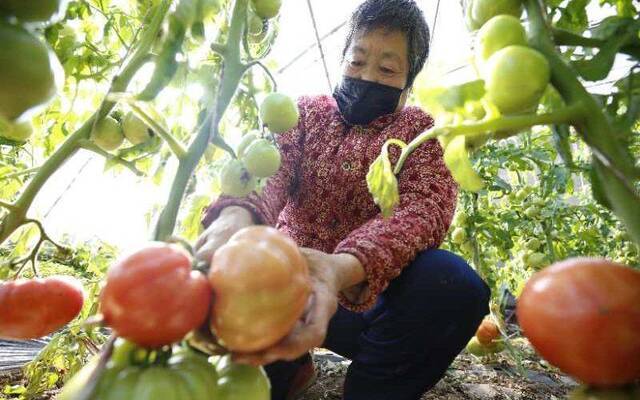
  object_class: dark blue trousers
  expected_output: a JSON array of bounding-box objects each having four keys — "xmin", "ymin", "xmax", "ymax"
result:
[{"xmin": 266, "ymin": 249, "xmax": 491, "ymax": 400}]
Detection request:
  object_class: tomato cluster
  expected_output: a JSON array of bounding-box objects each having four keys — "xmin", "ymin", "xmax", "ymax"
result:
[
  {"xmin": 91, "ymin": 112, "xmax": 155, "ymax": 152},
  {"xmin": 219, "ymin": 93, "xmax": 297, "ymax": 197},
  {"xmin": 59, "ymin": 341, "xmax": 270, "ymax": 400}
]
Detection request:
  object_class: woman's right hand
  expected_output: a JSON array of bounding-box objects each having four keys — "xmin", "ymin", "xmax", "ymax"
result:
[{"xmin": 194, "ymin": 206, "xmax": 255, "ymax": 265}]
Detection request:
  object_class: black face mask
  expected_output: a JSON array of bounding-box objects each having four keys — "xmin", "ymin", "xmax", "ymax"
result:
[{"xmin": 333, "ymin": 77, "xmax": 404, "ymax": 126}]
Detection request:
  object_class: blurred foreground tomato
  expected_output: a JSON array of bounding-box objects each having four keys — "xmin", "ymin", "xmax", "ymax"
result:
[
  {"xmin": 0, "ymin": 276, "xmax": 84, "ymax": 340},
  {"xmin": 100, "ymin": 242, "xmax": 211, "ymax": 348},
  {"xmin": 517, "ymin": 258, "xmax": 640, "ymax": 387},
  {"xmin": 209, "ymin": 226, "xmax": 311, "ymax": 353}
]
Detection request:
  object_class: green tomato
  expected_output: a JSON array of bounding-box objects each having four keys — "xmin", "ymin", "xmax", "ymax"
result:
[
  {"xmin": 0, "ymin": 20, "xmax": 64, "ymax": 122},
  {"xmin": 0, "ymin": 120, "xmax": 33, "ymax": 142},
  {"xmin": 465, "ymin": 337, "xmax": 504, "ymax": 357},
  {"xmin": 525, "ymin": 238, "xmax": 542, "ymax": 251},
  {"xmin": 242, "ymin": 139, "xmax": 281, "ymax": 178},
  {"xmin": 250, "ymin": 0, "xmax": 281, "ymax": 19},
  {"xmin": 236, "ymin": 131, "xmax": 260, "ymax": 159},
  {"xmin": 132, "ymin": 367, "xmax": 193, "ymax": 400},
  {"xmin": 515, "ymin": 188, "xmax": 530, "ymax": 202},
  {"xmin": 470, "ymin": 0, "xmax": 523, "ymax": 29},
  {"xmin": 91, "ymin": 116, "xmax": 124, "ymax": 152},
  {"xmin": 220, "ymin": 159, "xmax": 257, "ymax": 197},
  {"xmin": 122, "ymin": 112, "xmax": 152, "ymax": 145},
  {"xmin": 101, "ymin": 368, "xmax": 143, "ymax": 400},
  {"xmin": 216, "ymin": 356, "xmax": 270, "ymax": 400},
  {"xmin": 169, "ymin": 351, "xmax": 220, "ymax": 400},
  {"xmin": 109, "ymin": 338, "xmax": 138, "ymax": 369},
  {"xmin": 524, "ymin": 205, "xmax": 540, "ymax": 218},
  {"xmin": 485, "ymin": 45, "xmax": 550, "ymax": 115},
  {"xmin": 451, "ymin": 227, "xmax": 467, "ymax": 245},
  {"xmin": 475, "ymin": 15, "xmax": 527, "ymax": 74},
  {"xmin": 260, "ymin": 93, "xmax": 299, "ymax": 134},
  {"xmin": 0, "ymin": 0, "xmax": 69, "ymax": 25},
  {"xmin": 525, "ymin": 252, "xmax": 546, "ymax": 269}
]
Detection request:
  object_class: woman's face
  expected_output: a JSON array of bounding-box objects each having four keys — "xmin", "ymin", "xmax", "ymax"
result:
[{"xmin": 342, "ymin": 28, "xmax": 410, "ymax": 111}]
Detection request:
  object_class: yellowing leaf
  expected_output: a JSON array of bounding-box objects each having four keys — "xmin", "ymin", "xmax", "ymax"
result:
[
  {"xmin": 367, "ymin": 152, "xmax": 400, "ymax": 218},
  {"xmin": 443, "ymin": 135, "xmax": 485, "ymax": 192}
]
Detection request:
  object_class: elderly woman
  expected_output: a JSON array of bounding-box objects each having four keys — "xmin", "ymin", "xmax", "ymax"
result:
[{"xmin": 195, "ymin": 0, "xmax": 490, "ymax": 399}]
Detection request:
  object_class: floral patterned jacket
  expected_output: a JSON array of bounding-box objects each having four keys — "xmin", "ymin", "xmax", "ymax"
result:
[{"xmin": 202, "ymin": 95, "xmax": 458, "ymax": 312}]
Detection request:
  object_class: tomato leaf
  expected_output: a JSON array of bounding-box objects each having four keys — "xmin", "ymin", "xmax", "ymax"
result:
[
  {"xmin": 416, "ymin": 80, "xmax": 486, "ymax": 116},
  {"xmin": 572, "ymin": 29, "xmax": 636, "ymax": 81},
  {"xmin": 443, "ymin": 135, "xmax": 485, "ymax": 192},
  {"xmin": 366, "ymin": 151, "xmax": 400, "ymax": 218}
]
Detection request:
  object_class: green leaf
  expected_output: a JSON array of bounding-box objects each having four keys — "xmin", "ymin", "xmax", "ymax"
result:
[
  {"xmin": 416, "ymin": 80, "xmax": 486, "ymax": 116},
  {"xmin": 556, "ymin": 0, "xmax": 589, "ymax": 32},
  {"xmin": 367, "ymin": 150, "xmax": 400, "ymax": 218},
  {"xmin": 443, "ymin": 135, "xmax": 485, "ymax": 192}
]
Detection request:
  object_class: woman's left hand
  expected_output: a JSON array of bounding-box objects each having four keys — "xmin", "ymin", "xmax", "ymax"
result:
[{"xmin": 232, "ymin": 248, "xmax": 350, "ymax": 366}]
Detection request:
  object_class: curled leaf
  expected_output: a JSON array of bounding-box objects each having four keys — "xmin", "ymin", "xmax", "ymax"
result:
[
  {"xmin": 367, "ymin": 147, "xmax": 401, "ymax": 218},
  {"xmin": 443, "ymin": 135, "xmax": 484, "ymax": 192}
]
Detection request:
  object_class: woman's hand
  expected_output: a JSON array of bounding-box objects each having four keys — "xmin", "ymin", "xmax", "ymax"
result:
[
  {"xmin": 194, "ymin": 206, "xmax": 254, "ymax": 264},
  {"xmin": 233, "ymin": 248, "xmax": 365, "ymax": 366}
]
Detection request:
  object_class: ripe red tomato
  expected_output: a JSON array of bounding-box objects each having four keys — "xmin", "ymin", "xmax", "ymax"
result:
[
  {"xmin": 100, "ymin": 243, "xmax": 211, "ymax": 348},
  {"xmin": 475, "ymin": 317, "xmax": 500, "ymax": 346},
  {"xmin": 0, "ymin": 276, "xmax": 84, "ymax": 340},
  {"xmin": 517, "ymin": 258, "xmax": 640, "ymax": 387},
  {"xmin": 209, "ymin": 226, "xmax": 311, "ymax": 353}
]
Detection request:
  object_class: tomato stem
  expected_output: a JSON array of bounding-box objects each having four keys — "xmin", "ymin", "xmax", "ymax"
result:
[
  {"xmin": 126, "ymin": 102, "xmax": 188, "ymax": 159},
  {"xmin": 392, "ymin": 102, "xmax": 587, "ymax": 175},
  {"xmin": 153, "ymin": 0, "xmax": 251, "ymax": 241},
  {"xmin": 78, "ymin": 140, "xmax": 146, "ymax": 176}
]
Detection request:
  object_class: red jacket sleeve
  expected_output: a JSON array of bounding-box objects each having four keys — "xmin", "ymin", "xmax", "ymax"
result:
[
  {"xmin": 201, "ymin": 98, "xmax": 309, "ymax": 228},
  {"xmin": 334, "ymin": 138, "xmax": 458, "ymax": 312}
]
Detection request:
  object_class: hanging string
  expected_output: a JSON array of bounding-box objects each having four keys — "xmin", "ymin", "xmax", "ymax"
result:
[
  {"xmin": 425, "ymin": 0, "xmax": 441, "ymax": 69},
  {"xmin": 306, "ymin": 0, "xmax": 333, "ymax": 92}
]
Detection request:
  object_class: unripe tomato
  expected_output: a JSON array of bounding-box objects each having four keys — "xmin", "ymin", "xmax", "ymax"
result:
[
  {"xmin": 470, "ymin": 0, "xmax": 523, "ymax": 29},
  {"xmin": 0, "ymin": 0, "xmax": 69, "ymax": 26},
  {"xmin": 0, "ymin": 276, "xmax": 84, "ymax": 340},
  {"xmin": 476, "ymin": 317, "xmax": 500, "ymax": 345},
  {"xmin": 109, "ymin": 338, "xmax": 139, "ymax": 369},
  {"xmin": 122, "ymin": 112, "xmax": 152, "ymax": 145},
  {"xmin": 525, "ymin": 238, "xmax": 542, "ymax": 251},
  {"xmin": 219, "ymin": 159, "xmax": 257, "ymax": 197},
  {"xmin": 451, "ymin": 227, "xmax": 467, "ymax": 245},
  {"xmin": 517, "ymin": 258, "xmax": 640, "ymax": 387},
  {"xmin": 466, "ymin": 336, "xmax": 505, "ymax": 356},
  {"xmin": 248, "ymin": 13, "xmax": 264, "ymax": 36},
  {"xmin": 242, "ymin": 138, "xmax": 281, "ymax": 178},
  {"xmin": 100, "ymin": 243, "xmax": 211, "ymax": 348},
  {"xmin": 216, "ymin": 355, "xmax": 270, "ymax": 400},
  {"xmin": 485, "ymin": 45, "xmax": 550, "ymax": 115},
  {"xmin": 250, "ymin": 0, "xmax": 281, "ymax": 19},
  {"xmin": 461, "ymin": 240, "xmax": 475, "ymax": 255},
  {"xmin": 0, "ymin": 120, "xmax": 33, "ymax": 142},
  {"xmin": 236, "ymin": 131, "xmax": 260, "ymax": 159},
  {"xmin": 524, "ymin": 205, "xmax": 541, "ymax": 218},
  {"xmin": 475, "ymin": 15, "xmax": 527, "ymax": 74},
  {"xmin": 260, "ymin": 93, "xmax": 299, "ymax": 134},
  {"xmin": 515, "ymin": 188, "xmax": 530, "ymax": 201},
  {"xmin": 91, "ymin": 116, "xmax": 125, "ymax": 152},
  {"xmin": 209, "ymin": 226, "xmax": 311, "ymax": 353},
  {"xmin": 0, "ymin": 20, "xmax": 64, "ymax": 122},
  {"xmin": 525, "ymin": 252, "xmax": 547, "ymax": 269}
]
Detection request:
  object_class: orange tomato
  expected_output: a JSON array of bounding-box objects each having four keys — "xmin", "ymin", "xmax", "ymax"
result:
[
  {"xmin": 209, "ymin": 226, "xmax": 311, "ymax": 353},
  {"xmin": 517, "ymin": 258, "xmax": 640, "ymax": 387}
]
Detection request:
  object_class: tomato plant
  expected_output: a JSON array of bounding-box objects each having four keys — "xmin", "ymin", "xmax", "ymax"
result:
[
  {"xmin": 0, "ymin": 275, "xmax": 84, "ymax": 340},
  {"xmin": 100, "ymin": 243, "xmax": 211, "ymax": 348},
  {"xmin": 517, "ymin": 258, "xmax": 640, "ymax": 387},
  {"xmin": 209, "ymin": 226, "xmax": 311, "ymax": 352}
]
